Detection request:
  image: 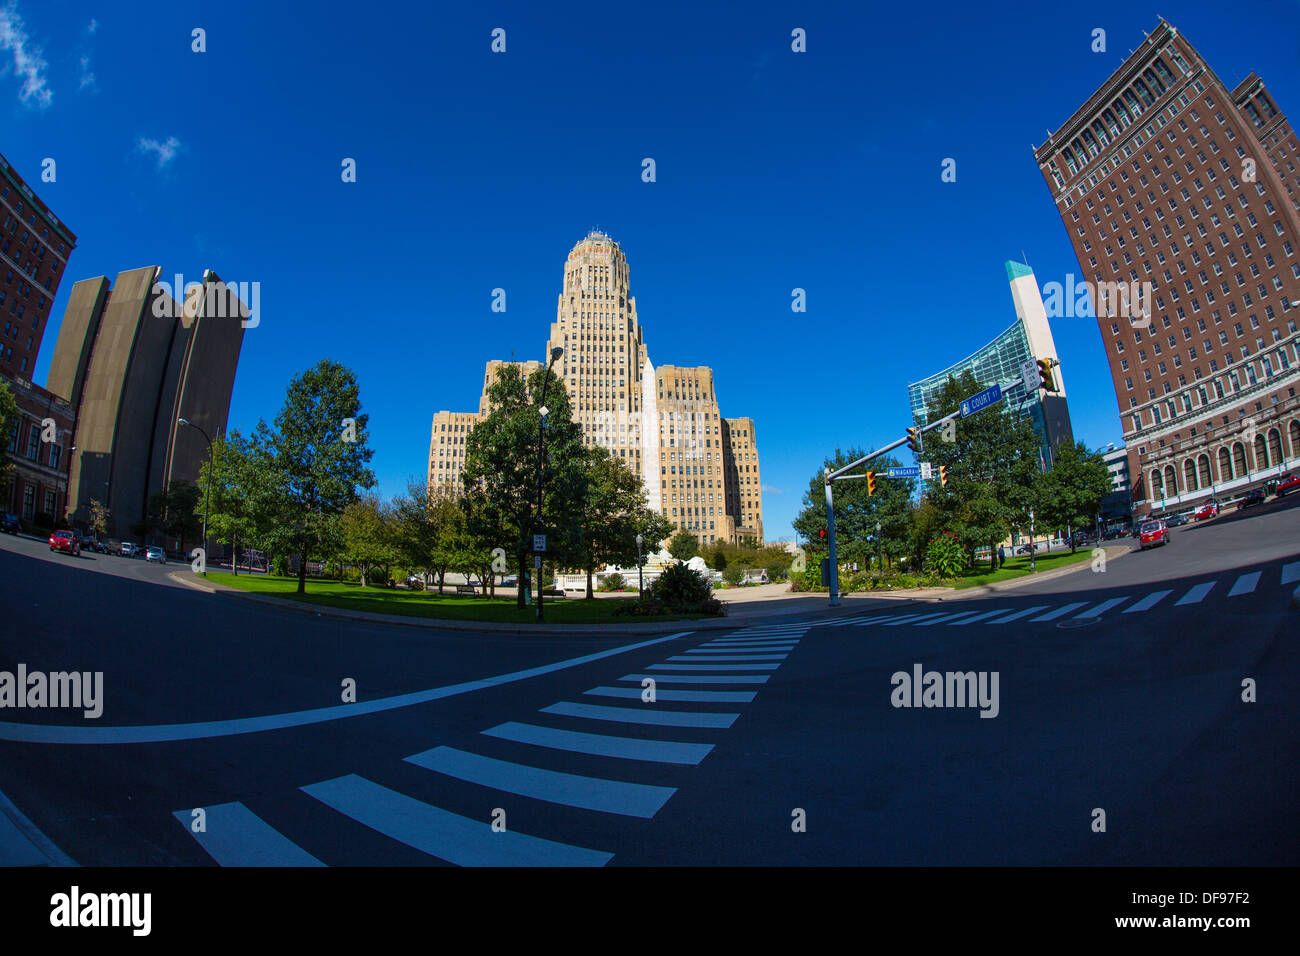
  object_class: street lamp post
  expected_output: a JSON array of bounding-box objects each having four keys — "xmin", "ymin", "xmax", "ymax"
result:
[
  {"xmin": 534, "ymin": 346, "xmax": 564, "ymax": 623},
  {"xmin": 636, "ymin": 533, "xmax": 644, "ymax": 598},
  {"xmin": 875, "ymin": 521, "xmax": 882, "ymax": 573},
  {"xmin": 178, "ymin": 418, "xmax": 213, "ymax": 571}
]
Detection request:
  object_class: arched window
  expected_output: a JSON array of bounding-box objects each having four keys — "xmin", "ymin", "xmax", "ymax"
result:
[
  {"xmin": 1198, "ymin": 455, "xmax": 1212, "ymax": 488},
  {"xmin": 1232, "ymin": 442, "xmax": 1248, "ymax": 476},
  {"xmin": 1289, "ymin": 419, "xmax": 1300, "ymax": 458},
  {"xmin": 1218, "ymin": 446, "xmax": 1234, "ymax": 480},
  {"xmin": 1184, "ymin": 459, "xmax": 1198, "ymax": 491},
  {"xmin": 1151, "ymin": 469, "xmax": 1164, "ymax": 497},
  {"xmin": 1164, "ymin": 464, "xmax": 1178, "ymax": 495},
  {"xmin": 1254, "ymin": 434, "xmax": 1269, "ymax": 469},
  {"xmin": 1267, "ymin": 429, "xmax": 1283, "ymax": 467}
]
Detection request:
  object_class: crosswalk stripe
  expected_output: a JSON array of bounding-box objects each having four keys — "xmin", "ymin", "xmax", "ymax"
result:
[
  {"xmin": 706, "ymin": 637, "xmax": 799, "ymax": 643},
  {"xmin": 586, "ymin": 686, "xmax": 756, "ymax": 703},
  {"xmin": 647, "ymin": 662, "xmax": 779, "ymax": 671},
  {"xmin": 983, "ymin": 606, "xmax": 1049, "ymax": 624},
  {"xmin": 172, "ymin": 802, "xmax": 324, "ymax": 867},
  {"xmin": 688, "ymin": 646, "xmax": 794, "ymax": 653},
  {"xmin": 899, "ymin": 612, "xmax": 955, "ymax": 626},
  {"xmin": 667, "ymin": 654, "xmax": 786, "ymax": 662},
  {"xmin": 875, "ymin": 613, "xmax": 936, "ymax": 625},
  {"xmin": 1175, "ymin": 582, "xmax": 1215, "ymax": 605},
  {"xmin": 483, "ymin": 721, "xmax": 713, "ymax": 764},
  {"xmin": 1283, "ymin": 562, "xmax": 1300, "ymax": 585},
  {"xmin": 1123, "ymin": 589, "xmax": 1172, "ymax": 613},
  {"xmin": 541, "ymin": 701, "xmax": 738, "ymax": 729},
  {"xmin": 695, "ymin": 642, "xmax": 796, "ymax": 649},
  {"xmin": 914, "ymin": 611, "xmax": 981, "ymax": 626},
  {"xmin": 301, "ymin": 774, "xmax": 612, "ymax": 866},
  {"xmin": 1228, "ymin": 572, "xmax": 1261, "ymax": 597},
  {"xmin": 1075, "ymin": 597, "xmax": 1129, "ymax": 618},
  {"xmin": 947, "ymin": 609, "xmax": 1010, "ymax": 626},
  {"xmin": 618, "ymin": 673, "xmax": 769, "ymax": 685},
  {"xmin": 405, "ymin": 746, "xmax": 675, "ymax": 819},
  {"xmin": 1030, "ymin": 603, "xmax": 1088, "ymax": 622}
]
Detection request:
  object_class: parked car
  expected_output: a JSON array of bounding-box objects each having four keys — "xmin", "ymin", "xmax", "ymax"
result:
[
  {"xmin": 91, "ymin": 538, "xmax": 109, "ymax": 553},
  {"xmin": 48, "ymin": 529, "xmax": 80, "ymax": 556},
  {"xmin": 1138, "ymin": 519, "xmax": 1171, "ymax": 550},
  {"xmin": 1165, "ymin": 513, "xmax": 1190, "ymax": 527},
  {"xmin": 1239, "ymin": 488, "xmax": 1266, "ymax": 509},
  {"xmin": 1276, "ymin": 474, "xmax": 1300, "ymax": 497},
  {"xmin": 1015, "ymin": 542, "xmax": 1037, "ymax": 555},
  {"xmin": 1194, "ymin": 500, "xmax": 1220, "ymax": 521},
  {"xmin": 120, "ymin": 541, "xmax": 141, "ymax": 558},
  {"xmin": 0, "ymin": 512, "xmax": 20, "ymax": 534},
  {"xmin": 145, "ymin": 546, "xmax": 167, "ymax": 564}
]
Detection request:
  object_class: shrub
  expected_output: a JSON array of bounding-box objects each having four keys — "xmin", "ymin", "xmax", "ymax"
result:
[
  {"xmin": 272, "ymin": 554, "xmax": 290, "ymax": 576},
  {"xmin": 721, "ymin": 564, "xmax": 746, "ymax": 587},
  {"xmin": 601, "ymin": 572, "xmax": 627, "ymax": 592},
  {"xmin": 650, "ymin": 561, "xmax": 714, "ymax": 611},
  {"xmin": 925, "ymin": 532, "xmax": 964, "ymax": 578},
  {"xmin": 408, "ymin": 577, "xmax": 425, "ymax": 591},
  {"xmin": 613, "ymin": 598, "xmax": 667, "ymax": 617}
]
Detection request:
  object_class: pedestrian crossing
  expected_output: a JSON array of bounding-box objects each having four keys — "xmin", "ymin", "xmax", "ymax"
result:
[
  {"xmin": 172, "ymin": 621, "xmax": 808, "ymax": 866},
  {"xmin": 840, "ymin": 559, "xmax": 1300, "ymax": 629}
]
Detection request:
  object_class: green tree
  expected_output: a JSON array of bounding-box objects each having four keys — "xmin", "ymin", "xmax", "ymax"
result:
[
  {"xmin": 87, "ymin": 499, "xmax": 110, "ymax": 539},
  {"xmin": 339, "ymin": 493, "xmax": 399, "ymax": 587},
  {"xmin": 0, "ymin": 381, "xmax": 18, "ymax": 495},
  {"xmin": 146, "ymin": 480, "xmax": 202, "ymax": 552},
  {"xmin": 391, "ymin": 482, "xmax": 463, "ymax": 593},
  {"xmin": 919, "ymin": 371, "xmax": 1044, "ymax": 570},
  {"xmin": 198, "ymin": 430, "xmax": 269, "ymax": 575},
  {"xmin": 1036, "ymin": 441, "xmax": 1114, "ymax": 551},
  {"xmin": 254, "ymin": 359, "xmax": 376, "ymax": 593},
  {"xmin": 573, "ymin": 446, "xmax": 672, "ymax": 599},
  {"xmin": 667, "ymin": 529, "xmax": 698, "ymax": 561},
  {"xmin": 460, "ymin": 363, "xmax": 584, "ymax": 608}
]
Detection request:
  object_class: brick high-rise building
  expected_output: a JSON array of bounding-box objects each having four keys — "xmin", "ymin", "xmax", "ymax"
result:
[
  {"xmin": 429, "ymin": 231, "xmax": 763, "ymax": 546},
  {"xmin": 1034, "ymin": 19, "xmax": 1300, "ymax": 517},
  {"xmin": 0, "ymin": 151, "xmax": 76, "ymax": 379}
]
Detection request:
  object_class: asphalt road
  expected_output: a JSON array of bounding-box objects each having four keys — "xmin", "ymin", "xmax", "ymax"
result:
[{"xmin": 0, "ymin": 501, "xmax": 1296, "ymax": 866}]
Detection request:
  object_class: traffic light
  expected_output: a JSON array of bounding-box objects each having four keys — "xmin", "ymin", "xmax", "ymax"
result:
[
  {"xmin": 906, "ymin": 427, "xmax": 922, "ymax": 454},
  {"xmin": 818, "ymin": 528, "xmax": 826, "ymax": 540},
  {"xmin": 1036, "ymin": 358, "xmax": 1059, "ymax": 392},
  {"xmin": 866, "ymin": 470, "xmax": 877, "ymax": 496},
  {"xmin": 939, "ymin": 465, "xmax": 949, "ymax": 488}
]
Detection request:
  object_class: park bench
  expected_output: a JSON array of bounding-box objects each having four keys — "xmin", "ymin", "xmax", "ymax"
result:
[{"xmin": 456, "ymin": 584, "xmax": 476, "ymax": 594}]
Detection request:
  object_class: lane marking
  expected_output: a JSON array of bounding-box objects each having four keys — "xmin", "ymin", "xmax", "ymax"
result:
[
  {"xmin": 617, "ymin": 673, "xmax": 769, "ymax": 685},
  {"xmin": 482, "ymin": 721, "xmax": 713, "ymax": 764},
  {"xmin": 172, "ymin": 801, "xmax": 324, "ymax": 867},
  {"xmin": 584, "ymin": 686, "xmax": 756, "ymax": 703},
  {"xmin": 1283, "ymin": 562, "xmax": 1300, "ymax": 586},
  {"xmin": 0, "ymin": 632, "xmax": 693, "ymax": 744},
  {"xmin": 666, "ymin": 654, "xmax": 786, "ymax": 662},
  {"xmin": 984, "ymin": 606, "xmax": 1049, "ymax": 624},
  {"xmin": 1030, "ymin": 603, "xmax": 1088, "ymax": 622},
  {"xmin": 646, "ymin": 663, "xmax": 779, "ymax": 671},
  {"xmin": 893, "ymin": 612, "xmax": 952, "ymax": 626},
  {"xmin": 1228, "ymin": 572, "xmax": 1261, "ymax": 597},
  {"xmin": 1175, "ymin": 582, "xmax": 1215, "ymax": 606},
  {"xmin": 914, "ymin": 611, "xmax": 983, "ymax": 626},
  {"xmin": 541, "ymin": 701, "xmax": 738, "ymax": 729},
  {"xmin": 405, "ymin": 746, "xmax": 674, "ymax": 819},
  {"xmin": 1122, "ymin": 590, "xmax": 1172, "ymax": 613},
  {"xmin": 947, "ymin": 609, "xmax": 1010, "ymax": 626},
  {"xmin": 1075, "ymin": 597, "xmax": 1129, "ymax": 618},
  {"xmin": 301, "ymin": 774, "xmax": 611, "ymax": 866}
]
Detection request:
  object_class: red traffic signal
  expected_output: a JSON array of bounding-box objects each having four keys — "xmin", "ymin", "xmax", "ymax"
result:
[{"xmin": 819, "ymin": 529, "xmax": 827, "ymax": 539}]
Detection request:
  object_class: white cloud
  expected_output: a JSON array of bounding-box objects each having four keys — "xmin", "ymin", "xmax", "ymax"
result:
[
  {"xmin": 0, "ymin": 1, "xmax": 52, "ymax": 108},
  {"xmin": 760, "ymin": 484, "xmax": 783, "ymax": 495},
  {"xmin": 78, "ymin": 54, "xmax": 94, "ymax": 90},
  {"xmin": 86, "ymin": 18, "xmax": 97, "ymax": 35},
  {"xmin": 136, "ymin": 135, "xmax": 182, "ymax": 170}
]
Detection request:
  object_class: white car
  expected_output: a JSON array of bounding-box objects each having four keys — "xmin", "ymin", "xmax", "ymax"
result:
[{"xmin": 145, "ymin": 546, "xmax": 167, "ymax": 564}]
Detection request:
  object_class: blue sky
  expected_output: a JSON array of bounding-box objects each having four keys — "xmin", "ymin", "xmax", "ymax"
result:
[{"xmin": 4, "ymin": 0, "xmax": 1299, "ymax": 540}]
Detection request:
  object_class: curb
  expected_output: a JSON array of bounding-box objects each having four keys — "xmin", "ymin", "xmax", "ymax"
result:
[
  {"xmin": 1292, "ymin": 585, "xmax": 1300, "ymax": 610},
  {"xmin": 0, "ymin": 788, "xmax": 78, "ymax": 867},
  {"xmin": 931, "ymin": 545, "xmax": 1132, "ymax": 600}
]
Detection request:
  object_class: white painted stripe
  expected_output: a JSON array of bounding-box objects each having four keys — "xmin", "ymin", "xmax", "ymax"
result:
[
  {"xmin": 896, "ymin": 612, "xmax": 953, "ymax": 626},
  {"xmin": 1030, "ymin": 602, "xmax": 1089, "ymax": 621},
  {"xmin": 685, "ymin": 647, "xmax": 793, "ymax": 654},
  {"xmin": 1122, "ymin": 590, "xmax": 1172, "ymax": 613},
  {"xmin": 586, "ymin": 686, "xmax": 756, "ymax": 703},
  {"xmin": 646, "ymin": 662, "xmax": 779, "ymax": 671},
  {"xmin": 1228, "ymin": 572, "xmax": 1261, "ymax": 597},
  {"xmin": 618, "ymin": 673, "xmax": 769, "ymax": 685},
  {"xmin": 482, "ymin": 721, "xmax": 713, "ymax": 764},
  {"xmin": 0, "ymin": 631, "xmax": 694, "ymax": 745},
  {"xmin": 1075, "ymin": 597, "xmax": 1129, "ymax": 618},
  {"xmin": 302, "ymin": 774, "xmax": 611, "ymax": 866},
  {"xmin": 1282, "ymin": 562, "xmax": 1300, "ymax": 585},
  {"xmin": 914, "ymin": 611, "xmax": 982, "ymax": 626},
  {"xmin": 541, "ymin": 701, "xmax": 737, "ymax": 728},
  {"xmin": 946, "ymin": 609, "xmax": 1010, "ymax": 626},
  {"xmin": 705, "ymin": 637, "xmax": 799, "ymax": 644},
  {"xmin": 173, "ymin": 802, "xmax": 324, "ymax": 867},
  {"xmin": 983, "ymin": 606, "xmax": 1049, "ymax": 624},
  {"xmin": 667, "ymin": 654, "xmax": 786, "ymax": 662},
  {"xmin": 1175, "ymin": 582, "xmax": 1215, "ymax": 605},
  {"xmin": 405, "ymin": 746, "xmax": 674, "ymax": 819},
  {"xmin": 693, "ymin": 642, "xmax": 796, "ymax": 650},
  {"xmin": 871, "ymin": 613, "xmax": 933, "ymax": 626}
]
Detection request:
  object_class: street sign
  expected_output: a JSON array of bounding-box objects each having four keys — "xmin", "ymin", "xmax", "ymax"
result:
[
  {"xmin": 533, "ymin": 534, "xmax": 546, "ymax": 552},
  {"xmin": 534, "ymin": 555, "xmax": 542, "ymax": 569},
  {"xmin": 960, "ymin": 383, "xmax": 1002, "ymax": 417},
  {"xmin": 886, "ymin": 466, "xmax": 920, "ymax": 478},
  {"xmin": 920, "ymin": 462, "xmax": 933, "ymax": 480},
  {"xmin": 1020, "ymin": 359, "xmax": 1039, "ymax": 392}
]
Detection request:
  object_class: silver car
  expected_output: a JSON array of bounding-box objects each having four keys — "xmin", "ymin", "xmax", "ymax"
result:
[{"xmin": 145, "ymin": 546, "xmax": 166, "ymax": 564}]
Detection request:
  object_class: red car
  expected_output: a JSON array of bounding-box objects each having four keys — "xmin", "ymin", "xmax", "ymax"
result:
[
  {"xmin": 1276, "ymin": 475, "xmax": 1300, "ymax": 497},
  {"xmin": 48, "ymin": 529, "xmax": 80, "ymax": 556},
  {"xmin": 1138, "ymin": 519, "xmax": 1171, "ymax": 550},
  {"xmin": 1194, "ymin": 500, "xmax": 1219, "ymax": 521}
]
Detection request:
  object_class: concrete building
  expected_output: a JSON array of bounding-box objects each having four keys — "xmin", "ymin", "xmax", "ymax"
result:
[
  {"xmin": 721, "ymin": 417, "xmax": 763, "ymax": 542},
  {"xmin": 1034, "ymin": 19, "xmax": 1300, "ymax": 517},
  {"xmin": 48, "ymin": 267, "xmax": 247, "ymax": 544},
  {"xmin": 0, "ymin": 151, "xmax": 76, "ymax": 380},
  {"xmin": 908, "ymin": 261, "xmax": 1075, "ymax": 465},
  {"xmin": 1100, "ymin": 442, "xmax": 1133, "ymax": 524},
  {"xmin": 429, "ymin": 231, "xmax": 763, "ymax": 546}
]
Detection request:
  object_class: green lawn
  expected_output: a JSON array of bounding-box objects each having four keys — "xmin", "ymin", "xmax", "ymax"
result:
[
  {"xmin": 948, "ymin": 548, "xmax": 1098, "ymax": 589},
  {"xmin": 212, "ymin": 574, "xmax": 711, "ymax": 624}
]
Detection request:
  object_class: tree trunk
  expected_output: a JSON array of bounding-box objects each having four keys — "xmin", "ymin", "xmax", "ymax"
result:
[
  {"xmin": 1068, "ymin": 520, "xmax": 1076, "ymax": 553},
  {"xmin": 233, "ymin": 537, "xmax": 239, "ymax": 575},
  {"xmin": 586, "ymin": 563, "xmax": 594, "ymax": 600},
  {"xmin": 516, "ymin": 552, "xmax": 527, "ymax": 608},
  {"xmin": 297, "ymin": 551, "xmax": 307, "ymax": 594},
  {"xmin": 989, "ymin": 540, "xmax": 997, "ymax": 571}
]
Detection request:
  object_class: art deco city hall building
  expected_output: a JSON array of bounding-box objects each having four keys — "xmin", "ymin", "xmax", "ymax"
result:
[
  {"xmin": 429, "ymin": 232, "xmax": 763, "ymax": 546},
  {"xmin": 1035, "ymin": 20, "xmax": 1300, "ymax": 517}
]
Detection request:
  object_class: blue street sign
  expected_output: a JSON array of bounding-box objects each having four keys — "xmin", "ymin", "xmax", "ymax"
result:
[
  {"xmin": 886, "ymin": 466, "xmax": 920, "ymax": 478},
  {"xmin": 960, "ymin": 384, "xmax": 1003, "ymax": 418}
]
